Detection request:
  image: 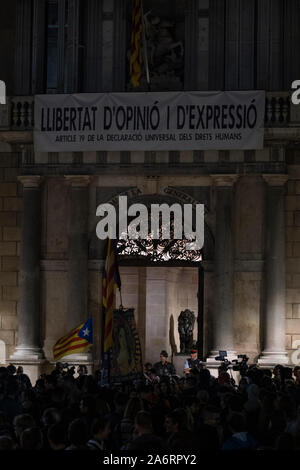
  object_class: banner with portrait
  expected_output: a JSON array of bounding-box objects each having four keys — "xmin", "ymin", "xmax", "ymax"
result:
[{"xmin": 110, "ymin": 308, "xmax": 143, "ymax": 383}]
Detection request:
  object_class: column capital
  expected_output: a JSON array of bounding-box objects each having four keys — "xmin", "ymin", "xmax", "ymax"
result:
[
  {"xmin": 210, "ymin": 174, "xmax": 239, "ymax": 187},
  {"xmin": 18, "ymin": 176, "xmax": 43, "ymax": 188},
  {"xmin": 64, "ymin": 175, "xmax": 91, "ymax": 187},
  {"xmin": 262, "ymin": 174, "xmax": 289, "ymax": 186}
]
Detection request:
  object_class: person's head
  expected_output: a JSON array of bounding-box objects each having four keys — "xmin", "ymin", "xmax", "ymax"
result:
[
  {"xmin": 273, "ymin": 364, "xmax": 284, "ymax": 380},
  {"xmin": 55, "ymin": 362, "xmax": 64, "ymax": 372},
  {"xmin": 185, "ymin": 396, "xmax": 200, "ymax": 415},
  {"xmin": 293, "ymin": 365, "xmax": 300, "ymax": 379},
  {"xmin": 124, "ymin": 397, "xmax": 144, "ymax": 420},
  {"xmin": 160, "ymin": 380, "xmax": 170, "ymax": 395},
  {"xmin": 149, "ymin": 368, "xmax": 157, "ymax": 378},
  {"xmin": 77, "ymin": 365, "xmax": 88, "ymax": 376},
  {"xmin": 20, "ymin": 427, "xmax": 43, "ymax": 450},
  {"xmin": 196, "ymin": 389, "xmax": 209, "ymax": 406},
  {"xmin": 134, "ymin": 411, "xmax": 153, "ymax": 435},
  {"xmin": 44, "ymin": 374, "xmax": 57, "ymax": 390},
  {"xmin": 190, "ymin": 349, "xmax": 198, "ymax": 360},
  {"xmin": 91, "ymin": 415, "xmax": 111, "ymax": 440},
  {"xmin": 0, "ymin": 436, "xmax": 14, "ymax": 450},
  {"xmin": 202, "ymin": 407, "xmax": 220, "ymax": 427},
  {"xmin": 144, "ymin": 363, "xmax": 152, "ymax": 374},
  {"xmin": 79, "ymin": 394, "xmax": 96, "ymax": 415},
  {"xmin": 42, "ymin": 408, "xmax": 61, "ymax": 427},
  {"xmin": 239, "ymin": 377, "xmax": 249, "ymax": 392},
  {"xmin": 13, "ymin": 414, "xmax": 35, "ymax": 440},
  {"xmin": 164, "ymin": 408, "xmax": 188, "ymax": 434},
  {"xmin": 16, "ymin": 366, "xmax": 23, "ymax": 376},
  {"xmin": 113, "ymin": 392, "xmax": 128, "ymax": 413},
  {"xmin": 47, "ymin": 423, "xmax": 67, "ymax": 450},
  {"xmin": 67, "ymin": 419, "xmax": 88, "ymax": 448},
  {"xmin": 160, "ymin": 350, "xmax": 168, "ymax": 364},
  {"xmin": 7, "ymin": 364, "xmax": 16, "ymax": 376}
]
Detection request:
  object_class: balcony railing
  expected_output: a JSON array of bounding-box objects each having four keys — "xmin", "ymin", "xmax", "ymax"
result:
[{"xmin": 0, "ymin": 92, "xmax": 294, "ymax": 131}]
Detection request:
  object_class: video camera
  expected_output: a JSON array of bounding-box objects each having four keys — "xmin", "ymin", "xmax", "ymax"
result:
[
  {"xmin": 215, "ymin": 351, "xmax": 231, "ymax": 371},
  {"xmin": 231, "ymin": 354, "xmax": 249, "ymax": 376}
]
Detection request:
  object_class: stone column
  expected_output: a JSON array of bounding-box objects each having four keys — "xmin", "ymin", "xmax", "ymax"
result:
[
  {"xmin": 258, "ymin": 174, "xmax": 289, "ymax": 365},
  {"xmin": 65, "ymin": 176, "xmax": 91, "ymax": 337},
  {"xmin": 208, "ymin": 175, "xmax": 238, "ymax": 360},
  {"xmin": 11, "ymin": 176, "xmax": 44, "ymax": 361}
]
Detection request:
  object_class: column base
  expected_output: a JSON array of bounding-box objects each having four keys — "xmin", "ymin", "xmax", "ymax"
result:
[
  {"xmin": 59, "ymin": 352, "xmax": 92, "ymax": 363},
  {"xmin": 10, "ymin": 347, "xmax": 45, "ymax": 362},
  {"xmin": 257, "ymin": 351, "xmax": 289, "ymax": 367}
]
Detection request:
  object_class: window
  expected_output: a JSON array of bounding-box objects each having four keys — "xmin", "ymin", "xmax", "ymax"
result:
[{"xmin": 46, "ymin": 0, "xmax": 69, "ymax": 93}]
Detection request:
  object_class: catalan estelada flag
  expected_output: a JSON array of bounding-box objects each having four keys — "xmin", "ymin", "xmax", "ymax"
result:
[
  {"xmin": 102, "ymin": 239, "xmax": 121, "ymax": 352},
  {"xmin": 130, "ymin": 0, "xmax": 143, "ymax": 87},
  {"xmin": 53, "ymin": 318, "xmax": 93, "ymax": 361}
]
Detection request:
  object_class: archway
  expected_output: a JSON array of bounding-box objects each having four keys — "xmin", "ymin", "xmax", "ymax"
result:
[{"xmin": 89, "ymin": 187, "xmax": 215, "ymax": 371}]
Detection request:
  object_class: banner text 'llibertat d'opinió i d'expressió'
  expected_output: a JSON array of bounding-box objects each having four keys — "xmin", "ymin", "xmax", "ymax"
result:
[{"xmin": 34, "ymin": 91, "xmax": 265, "ymax": 152}]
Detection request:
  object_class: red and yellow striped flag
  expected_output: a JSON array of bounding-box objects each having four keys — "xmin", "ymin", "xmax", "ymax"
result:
[
  {"xmin": 102, "ymin": 239, "xmax": 121, "ymax": 352},
  {"xmin": 130, "ymin": 0, "xmax": 143, "ymax": 87},
  {"xmin": 53, "ymin": 318, "xmax": 93, "ymax": 361}
]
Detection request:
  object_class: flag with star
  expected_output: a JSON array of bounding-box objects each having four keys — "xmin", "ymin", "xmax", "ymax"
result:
[{"xmin": 53, "ymin": 318, "xmax": 93, "ymax": 361}]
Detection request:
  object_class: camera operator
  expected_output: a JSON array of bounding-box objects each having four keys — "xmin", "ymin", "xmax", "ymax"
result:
[
  {"xmin": 231, "ymin": 355, "xmax": 249, "ymax": 378},
  {"xmin": 184, "ymin": 349, "xmax": 203, "ymax": 375}
]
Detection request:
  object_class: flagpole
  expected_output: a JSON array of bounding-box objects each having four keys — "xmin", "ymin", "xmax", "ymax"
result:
[
  {"xmin": 119, "ymin": 287, "xmax": 124, "ymax": 309},
  {"xmin": 141, "ymin": 0, "xmax": 150, "ymax": 90}
]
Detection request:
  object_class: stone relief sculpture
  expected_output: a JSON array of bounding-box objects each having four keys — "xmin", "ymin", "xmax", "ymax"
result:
[
  {"xmin": 128, "ymin": 10, "xmax": 184, "ymax": 91},
  {"xmin": 178, "ymin": 309, "xmax": 195, "ymax": 354},
  {"xmin": 144, "ymin": 13, "xmax": 184, "ymax": 76}
]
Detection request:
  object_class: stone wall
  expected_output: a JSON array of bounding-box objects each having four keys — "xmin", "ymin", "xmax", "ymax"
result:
[
  {"xmin": 285, "ymin": 174, "xmax": 300, "ymax": 363},
  {"xmin": 117, "ymin": 266, "xmax": 198, "ymax": 365},
  {"xmin": 0, "ymin": 150, "xmax": 21, "ymax": 362}
]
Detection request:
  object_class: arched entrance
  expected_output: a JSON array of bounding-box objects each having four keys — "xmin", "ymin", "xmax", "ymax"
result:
[{"xmin": 89, "ymin": 187, "xmax": 215, "ymax": 373}]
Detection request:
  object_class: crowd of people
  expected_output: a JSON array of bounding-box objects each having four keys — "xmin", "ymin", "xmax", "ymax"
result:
[{"xmin": 0, "ymin": 354, "xmax": 300, "ymax": 452}]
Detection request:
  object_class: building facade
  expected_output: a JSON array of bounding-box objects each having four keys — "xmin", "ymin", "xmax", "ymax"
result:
[{"xmin": 0, "ymin": 0, "xmax": 300, "ymax": 380}]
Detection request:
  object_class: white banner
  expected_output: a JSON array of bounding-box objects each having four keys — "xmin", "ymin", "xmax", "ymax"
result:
[{"xmin": 34, "ymin": 91, "xmax": 265, "ymax": 152}]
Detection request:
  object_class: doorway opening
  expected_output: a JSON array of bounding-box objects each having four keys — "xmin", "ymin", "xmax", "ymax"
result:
[{"xmin": 115, "ymin": 233, "xmax": 204, "ymax": 374}]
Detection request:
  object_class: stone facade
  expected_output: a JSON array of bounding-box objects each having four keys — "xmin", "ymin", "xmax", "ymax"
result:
[
  {"xmin": 285, "ymin": 167, "xmax": 300, "ymax": 359},
  {"xmin": 0, "ymin": 1, "xmax": 300, "ymax": 380},
  {"xmin": 0, "ymin": 148, "xmax": 21, "ymax": 363},
  {"xmin": 0, "ymin": 148, "xmax": 299, "ymax": 376}
]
